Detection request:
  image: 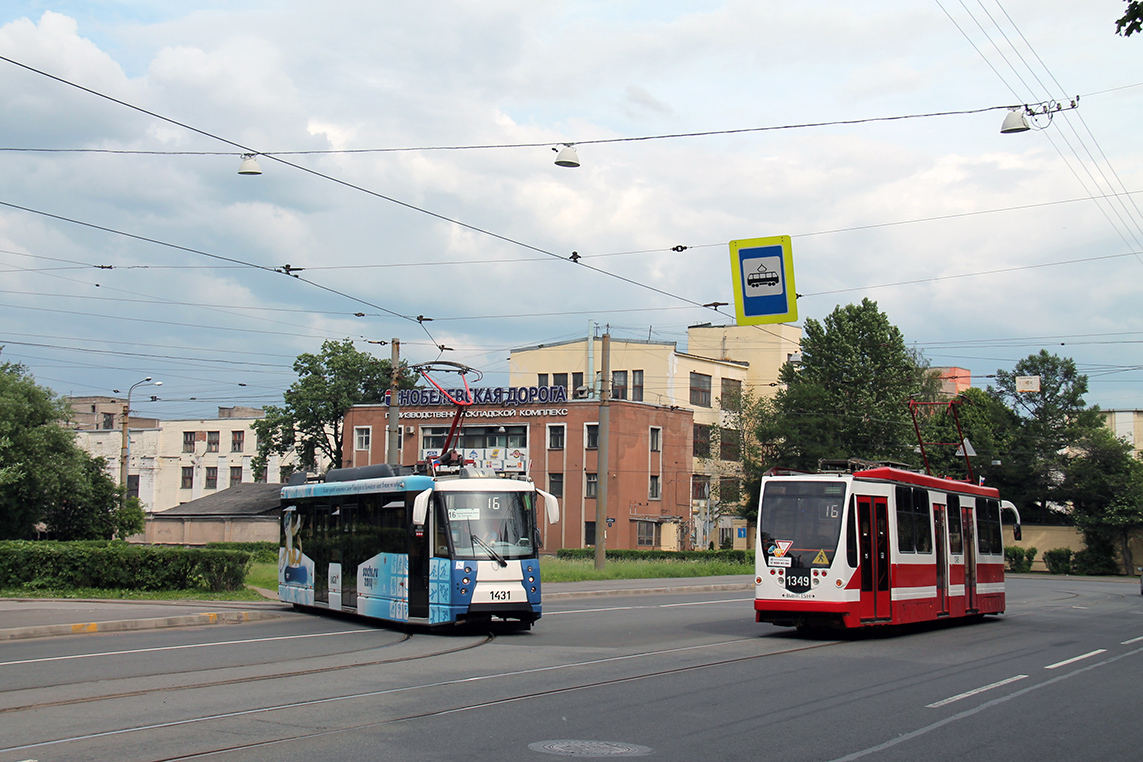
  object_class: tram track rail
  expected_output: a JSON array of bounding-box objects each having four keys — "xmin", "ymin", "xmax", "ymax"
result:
[
  {"xmin": 0, "ymin": 636, "xmax": 842, "ymax": 761},
  {"xmin": 0, "ymin": 631, "xmax": 494, "ymax": 715}
]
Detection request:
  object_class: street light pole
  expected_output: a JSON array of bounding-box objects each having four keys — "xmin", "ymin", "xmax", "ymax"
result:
[{"xmin": 119, "ymin": 377, "xmax": 161, "ymax": 503}]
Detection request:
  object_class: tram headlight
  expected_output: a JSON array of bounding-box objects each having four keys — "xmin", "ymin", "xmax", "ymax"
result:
[
  {"xmin": 528, "ymin": 575, "xmax": 535, "ymax": 583},
  {"xmin": 462, "ymin": 577, "xmax": 470, "ymax": 585},
  {"xmin": 465, "ymin": 566, "xmax": 473, "ymax": 574},
  {"xmin": 461, "ymin": 588, "xmax": 468, "ymax": 595}
]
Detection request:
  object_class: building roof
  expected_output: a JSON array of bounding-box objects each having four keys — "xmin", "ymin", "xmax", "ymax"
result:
[{"xmin": 157, "ymin": 482, "xmax": 283, "ymax": 517}]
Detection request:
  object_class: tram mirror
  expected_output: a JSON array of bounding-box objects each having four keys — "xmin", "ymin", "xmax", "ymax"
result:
[
  {"xmin": 537, "ymin": 489, "xmax": 560, "ymax": 524},
  {"xmin": 1013, "ymin": 525, "xmax": 1022, "ymax": 541},
  {"xmin": 412, "ymin": 489, "xmax": 432, "ymax": 525}
]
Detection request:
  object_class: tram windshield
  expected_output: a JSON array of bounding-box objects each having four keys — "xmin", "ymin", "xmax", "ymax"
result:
[
  {"xmin": 437, "ymin": 490, "xmax": 537, "ymax": 562},
  {"xmin": 759, "ymin": 480, "xmax": 847, "ymax": 567}
]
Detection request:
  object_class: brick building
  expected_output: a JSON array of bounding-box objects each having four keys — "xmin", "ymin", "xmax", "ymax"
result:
[{"xmin": 341, "ymin": 386, "xmax": 694, "ymax": 552}]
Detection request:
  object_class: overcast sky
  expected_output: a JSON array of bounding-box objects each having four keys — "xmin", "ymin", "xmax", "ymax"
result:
[{"xmin": 1, "ymin": 1, "xmax": 1140, "ymax": 421}]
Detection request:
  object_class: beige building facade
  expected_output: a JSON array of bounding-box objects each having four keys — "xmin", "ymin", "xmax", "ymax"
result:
[
  {"xmin": 1102, "ymin": 409, "xmax": 1143, "ymax": 455},
  {"xmin": 73, "ymin": 408, "xmax": 296, "ymax": 513}
]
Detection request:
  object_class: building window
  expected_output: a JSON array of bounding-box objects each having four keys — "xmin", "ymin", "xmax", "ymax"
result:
[
  {"xmin": 548, "ymin": 473, "xmax": 564, "ymax": 498},
  {"xmin": 206, "ymin": 431, "xmax": 220, "ymax": 453},
  {"xmin": 553, "ymin": 372, "xmax": 568, "ymax": 390},
  {"xmin": 572, "ymin": 371, "xmax": 584, "ymax": 396},
  {"xmin": 127, "ymin": 474, "xmax": 139, "ymax": 499},
  {"xmin": 649, "ymin": 474, "xmax": 661, "ymax": 500},
  {"xmin": 694, "ymin": 424, "xmax": 711, "ymax": 458},
  {"xmin": 181, "ymin": 466, "xmax": 194, "ymax": 489},
  {"xmin": 612, "ymin": 370, "xmax": 627, "ymax": 400},
  {"xmin": 205, "ymin": 467, "xmax": 218, "ymax": 490},
  {"xmin": 720, "ymin": 477, "xmax": 742, "ymax": 505},
  {"xmin": 355, "ymin": 426, "xmax": 371, "ymax": 451},
  {"xmin": 692, "ymin": 474, "xmax": 710, "ymax": 501},
  {"xmin": 719, "ymin": 428, "xmax": 741, "ymax": 461},
  {"xmin": 585, "ymin": 424, "xmax": 599, "ymax": 449},
  {"xmin": 585, "ymin": 521, "xmax": 597, "ymax": 546},
  {"xmin": 721, "ymin": 378, "xmax": 742, "ymax": 411},
  {"xmin": 586, "ymin": 472, "xmax": 598, "ymax": 498},
  {"xmin": 231, "ymin": 430, "xmax": 244, "ymax": 452},
  {"xmin": 538, "ymin": 373, "xmax": 549, "ymax": 387},
  {"xmin": 631, "ymin": 370, "xmax": 644, "ymax": 402},
  {"xmin": 649, "ymin": 427, "xmax": 661, "ymax": 452},
  {"xmin": 102, "ymin": 412, "xmax": 116, "ymax": 430},
  {"xmin": 637, "ymin": 521, "xmax": 660, "ymax": 548},
  {"xmin": 230, "ymin": 466, "xmax": 243, "ymax": 486},
  {"xmin": 690, "ymin": 372, "xmax": 712, "ymax": 407},
  {"xmin": 548, "ymin": 424, "xmax": 565, "ymax": 450},
  {"xmin": 183, "ymin": 431, "xmax": 195, "ymax": 453}
]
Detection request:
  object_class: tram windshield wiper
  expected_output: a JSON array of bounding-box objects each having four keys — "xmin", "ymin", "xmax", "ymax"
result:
[{"xmin": 471, "ymin": 534, "xmax": 508, "ymax": 567}]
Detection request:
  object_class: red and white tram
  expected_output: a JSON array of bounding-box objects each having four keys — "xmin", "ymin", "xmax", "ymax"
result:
[{"xmin": 754, "ymin": 465, "xmax": 1015, "ymax": 631}]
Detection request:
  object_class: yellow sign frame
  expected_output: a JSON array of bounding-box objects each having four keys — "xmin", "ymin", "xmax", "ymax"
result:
[{"xmin": 729, "ymin": 235, "xmax": 797, "ymax": 325}]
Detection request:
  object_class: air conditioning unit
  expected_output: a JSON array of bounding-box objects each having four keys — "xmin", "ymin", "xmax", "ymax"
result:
[{"xmin": 405, "ymin": 426, "xmax": 415, "ymax": 435}]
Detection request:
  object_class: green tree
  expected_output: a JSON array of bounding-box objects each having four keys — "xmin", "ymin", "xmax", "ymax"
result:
[
  {"xmin": 750, "ymin": 299, "xmax": 938, "ymax": 473},
  {"xmin": 0, "ymin": 361, "xmax": 129, "ymax": 539},
  {"xmin": 1117, "ymin": 1, "xmax": 1142, "ymax": 36},
  {"xmin": 1065, "ymin": 424, "xmax": 1143, "ymax": 575},
  {"xmin": 40, "ymin": 456, "xmax": 145, "ymax": 540},
  {"xmin": 989, "ymin": 350, "xmax": 1103, "ymax": 523},
  {"xmin": 253, "ymin": 340, "xmax": 416, "ymax": 476},
  {"xmin": 918, "ymin": 387, "xmax": 1022, "ymax": 489}
]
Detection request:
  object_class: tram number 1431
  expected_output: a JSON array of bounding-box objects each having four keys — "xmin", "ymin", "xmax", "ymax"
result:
[{"xmin": 488, "ymin": 589, "xmax": 513, "ymax": 601}]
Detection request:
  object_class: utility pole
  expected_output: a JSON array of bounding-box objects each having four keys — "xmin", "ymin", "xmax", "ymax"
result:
[
  {"xmin": 119, "ymin": 377, "xmax": 161, "ymax": 507},
  {"xmin": 388, "ymin": 338, "xmax": 401, "ymax": 466},
  {"xmin": 595, "ymin": 333, "xmax": 611, "ymax": 570}
]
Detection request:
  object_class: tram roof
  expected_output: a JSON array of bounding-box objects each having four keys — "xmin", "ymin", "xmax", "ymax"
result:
[
  {"xmin": 280, "ymin": 472, "xmax": 541, "ymax": 500},
  {"xmin": 853, "ymin": 467, "xmax": 1000, "ymax": 498},
  {"xmin": 762, "ymin": 466, "xmax": 1000, "ymax": 499}
]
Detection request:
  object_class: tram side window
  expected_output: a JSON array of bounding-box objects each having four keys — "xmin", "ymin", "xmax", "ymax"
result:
[
  {"xmin": 356, "ymin": 496, "xmax": 406, "ymax": 555},
  {"xmin": 846, "ymin": 496, "xmax": 858, "ymax": 567},
  {"xmin": 977, "ymin": 499, "xmax": 1002, "ymax": 556},
  {"xmin": 912, "ymin": 488, "xmax": 932, "ymax": 554},
  {"xmin": 895, "ymin": 485, "xmax": 915, "ymax": 553},
  {"xmin": 947, "ymin": 495, "xmax": 963, "ymax": 554}
]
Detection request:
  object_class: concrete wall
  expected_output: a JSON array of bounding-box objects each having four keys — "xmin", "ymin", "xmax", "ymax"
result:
[{"xmin": 145, "ymin": 516, "xmax": 279, "ymax": 545}]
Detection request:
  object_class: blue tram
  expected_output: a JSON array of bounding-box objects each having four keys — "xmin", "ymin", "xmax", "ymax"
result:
[{"xmin": 279, "ymin": 464, "xmax": 560, "ymax": 628}]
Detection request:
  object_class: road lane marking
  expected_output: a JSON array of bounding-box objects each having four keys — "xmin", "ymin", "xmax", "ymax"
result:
[
  {"xmin": 0, "ymin": 629, "xmax": 369, "ymax": 667},
  {"xmin": 925, "ymin": 675, "xmax": 1028, "ymax": 708},
  {"xmin": 827, "ymin": 645, "xmax": 1143, "ymax": 762},
  {"xmin": 1122, "ymin": 635, "xmax": 1143, "ymax": 644},
  {"xmin": 662, "ymin": 598, "xmax": 752, "ymax": 608},
  {"xmin": 1045, "ymin": 649, "xmax": 1106, "ymax": 669}
]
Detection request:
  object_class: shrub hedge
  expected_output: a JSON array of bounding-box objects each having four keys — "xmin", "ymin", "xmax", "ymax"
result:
[
  {"xmin": 205, "ymin": 541, "xmax": 278, "ymax": 564},
  {"xmin": 1004, "ymin": 545, "xmax": 1038, "ymax": 573},
  {"xmin": 555, "ymin": 547, "xmax": 754, "ymax": 564},
  {"xmin": 0, "ymin": 541, "xmax": 252, "ymax": 592},
  {"xmin": 1043, "ymin": 547, "xmax": 1073, "ymax": 574}
]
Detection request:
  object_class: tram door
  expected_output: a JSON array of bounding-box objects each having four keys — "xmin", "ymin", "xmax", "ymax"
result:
[
  {"xmin": 408, "ymin": 500, "xmax": 430, "ymax": 619},
  {"xmin": 933, "ymin": 503, "xmax": 949, "ymax": 616},
  {"xmin": 856, "ymin": 495, "xmax": 892, "ymax": 621},
  {"xmin": 962, "ymin": 503, "xmax": 978, "ymax": 612}
]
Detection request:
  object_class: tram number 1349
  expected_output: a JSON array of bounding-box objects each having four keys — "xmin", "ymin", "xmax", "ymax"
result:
[
  {"xmin": 786, "ymin": 572, "xmax": 811, "ymax": 594},
  {"xmin": 488, "ymin": 590, "xmax": 513, "ymax": 601}
]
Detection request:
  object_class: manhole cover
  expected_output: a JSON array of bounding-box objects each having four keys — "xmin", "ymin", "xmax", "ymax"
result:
[{"xmin": 529, "ymin": 740, "xmax": 652, "ymax": 757}]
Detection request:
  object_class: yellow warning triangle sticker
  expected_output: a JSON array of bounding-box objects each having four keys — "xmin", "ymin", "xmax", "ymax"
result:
[{"xmin": 812, "ymin": 549, "xmax": 829, "ymax": 565}]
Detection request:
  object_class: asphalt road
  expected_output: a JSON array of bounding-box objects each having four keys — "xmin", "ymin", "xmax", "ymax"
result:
[{"xmin": 0, "ymin": 576, "xmax": 1139, "ymax": 762}]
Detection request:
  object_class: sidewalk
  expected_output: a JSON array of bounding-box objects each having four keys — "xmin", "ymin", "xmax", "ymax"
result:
[{"xmin": 0, "ymin": 576, "xmax": 754, "ymax": 642}]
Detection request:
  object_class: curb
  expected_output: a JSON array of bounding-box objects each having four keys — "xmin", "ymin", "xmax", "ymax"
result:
[{"xmin": 0, "ymin": 609, "xmax": 284, "ymax": 642}]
